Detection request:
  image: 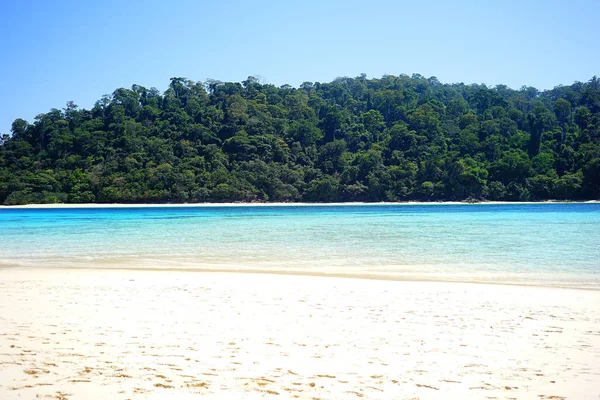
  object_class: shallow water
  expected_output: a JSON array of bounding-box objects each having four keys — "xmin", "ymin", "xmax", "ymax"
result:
[{"xmin": 1, "ymin": 203, "xmax": 599, "ymax": 288}]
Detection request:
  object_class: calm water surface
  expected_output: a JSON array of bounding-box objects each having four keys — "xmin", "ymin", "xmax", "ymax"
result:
[{"xmin": 1, "ymin": 204, "xmax": 599, "ymax": 288}]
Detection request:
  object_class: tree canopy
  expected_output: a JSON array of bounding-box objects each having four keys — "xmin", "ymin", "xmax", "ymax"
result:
[{"xmin": 1, "ymin": 74, "xmax": 599, "ymax": 204}]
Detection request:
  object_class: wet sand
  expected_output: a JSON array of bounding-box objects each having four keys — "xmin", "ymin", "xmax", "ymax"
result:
[{"xmin": 0, "ymin": 268, "xmax": 599, "ymax": 399}]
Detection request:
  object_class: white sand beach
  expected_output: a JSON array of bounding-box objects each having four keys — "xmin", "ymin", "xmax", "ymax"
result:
[
  {"xmin": 1, "ymin": 200, "xmax": 598, "ymax": 208},
  {"xmin": 0, "ymin": 268, "xmax": 599, "ymax": 399}
]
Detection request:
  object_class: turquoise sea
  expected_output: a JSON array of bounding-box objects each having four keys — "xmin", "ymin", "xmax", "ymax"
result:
[{"xmin": 1, "ymin": 203, "xmax": 599, "ymax": 289}]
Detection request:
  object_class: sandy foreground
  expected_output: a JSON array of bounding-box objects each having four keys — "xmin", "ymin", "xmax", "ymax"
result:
[{"xmin": 0, "ymin": 269, "xmax": 599, "ymax": 400}]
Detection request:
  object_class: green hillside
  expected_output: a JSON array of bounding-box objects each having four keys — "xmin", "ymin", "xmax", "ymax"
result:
[{"xmin": 1, "ymin": 74, "xmax": 599, "ymax": 204}]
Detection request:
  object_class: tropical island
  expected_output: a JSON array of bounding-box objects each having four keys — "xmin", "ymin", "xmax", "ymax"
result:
[{"xmin": 1, "ymin": 74, "xmax": 599, "ymax": 205}]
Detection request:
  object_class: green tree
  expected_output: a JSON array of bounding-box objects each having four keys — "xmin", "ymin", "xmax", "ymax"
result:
[{"xmin": 1, "ymin": 73, "xmax": 598, "ymax": 204}]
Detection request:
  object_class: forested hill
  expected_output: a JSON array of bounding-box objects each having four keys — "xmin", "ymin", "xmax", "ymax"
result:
[{"xmin": 1, "ymin": 74, "xmax": 599, "ymax": 204}]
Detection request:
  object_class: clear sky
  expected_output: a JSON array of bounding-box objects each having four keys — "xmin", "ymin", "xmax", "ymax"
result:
[{"xmin": 0, "ymin": 0, "xmax": 598, "ymax": 133}]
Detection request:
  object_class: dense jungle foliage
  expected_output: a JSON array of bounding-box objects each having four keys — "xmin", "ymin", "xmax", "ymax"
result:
[{"xmin": 1, "ymin": 74, "xmax": 599, "ymax": 204}]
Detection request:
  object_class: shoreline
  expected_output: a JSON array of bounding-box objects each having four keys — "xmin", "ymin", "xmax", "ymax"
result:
[
  {"xmin": 3, "ymin": 265, "xmax": 599, "ymax": 292},
  {"xmin": 1, "ymin": 200, "xmax": 598, "ymax": 209}
]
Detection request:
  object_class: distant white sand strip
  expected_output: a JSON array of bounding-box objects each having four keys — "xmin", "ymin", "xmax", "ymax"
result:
[
  {"xmin": 0, "ymin": 268, "xmax": 599, "ymax": 399},
  {"xmin": 1, "ymin": 200, "xmax": 597, "ymax": 208}
]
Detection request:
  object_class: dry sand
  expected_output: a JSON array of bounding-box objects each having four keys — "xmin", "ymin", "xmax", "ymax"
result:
[{"xmin": 0, "ymin": 268, "xmax": 599, "ymax": 399}]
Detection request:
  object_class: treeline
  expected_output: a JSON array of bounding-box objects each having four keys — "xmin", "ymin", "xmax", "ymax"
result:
[{"xmin": 0, "ymin": 74, "xmax": 599, "ymax": 204}]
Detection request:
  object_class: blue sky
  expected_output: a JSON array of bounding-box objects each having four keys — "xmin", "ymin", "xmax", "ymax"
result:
[{"xmin": 0, "ymin": 0, "xmax": 598, "ymax": 133}]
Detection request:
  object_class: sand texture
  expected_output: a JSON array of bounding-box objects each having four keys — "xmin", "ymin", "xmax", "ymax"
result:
[{"xmin": 0, "ymin": 269, "xmax": 599, "ymax": 399}]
